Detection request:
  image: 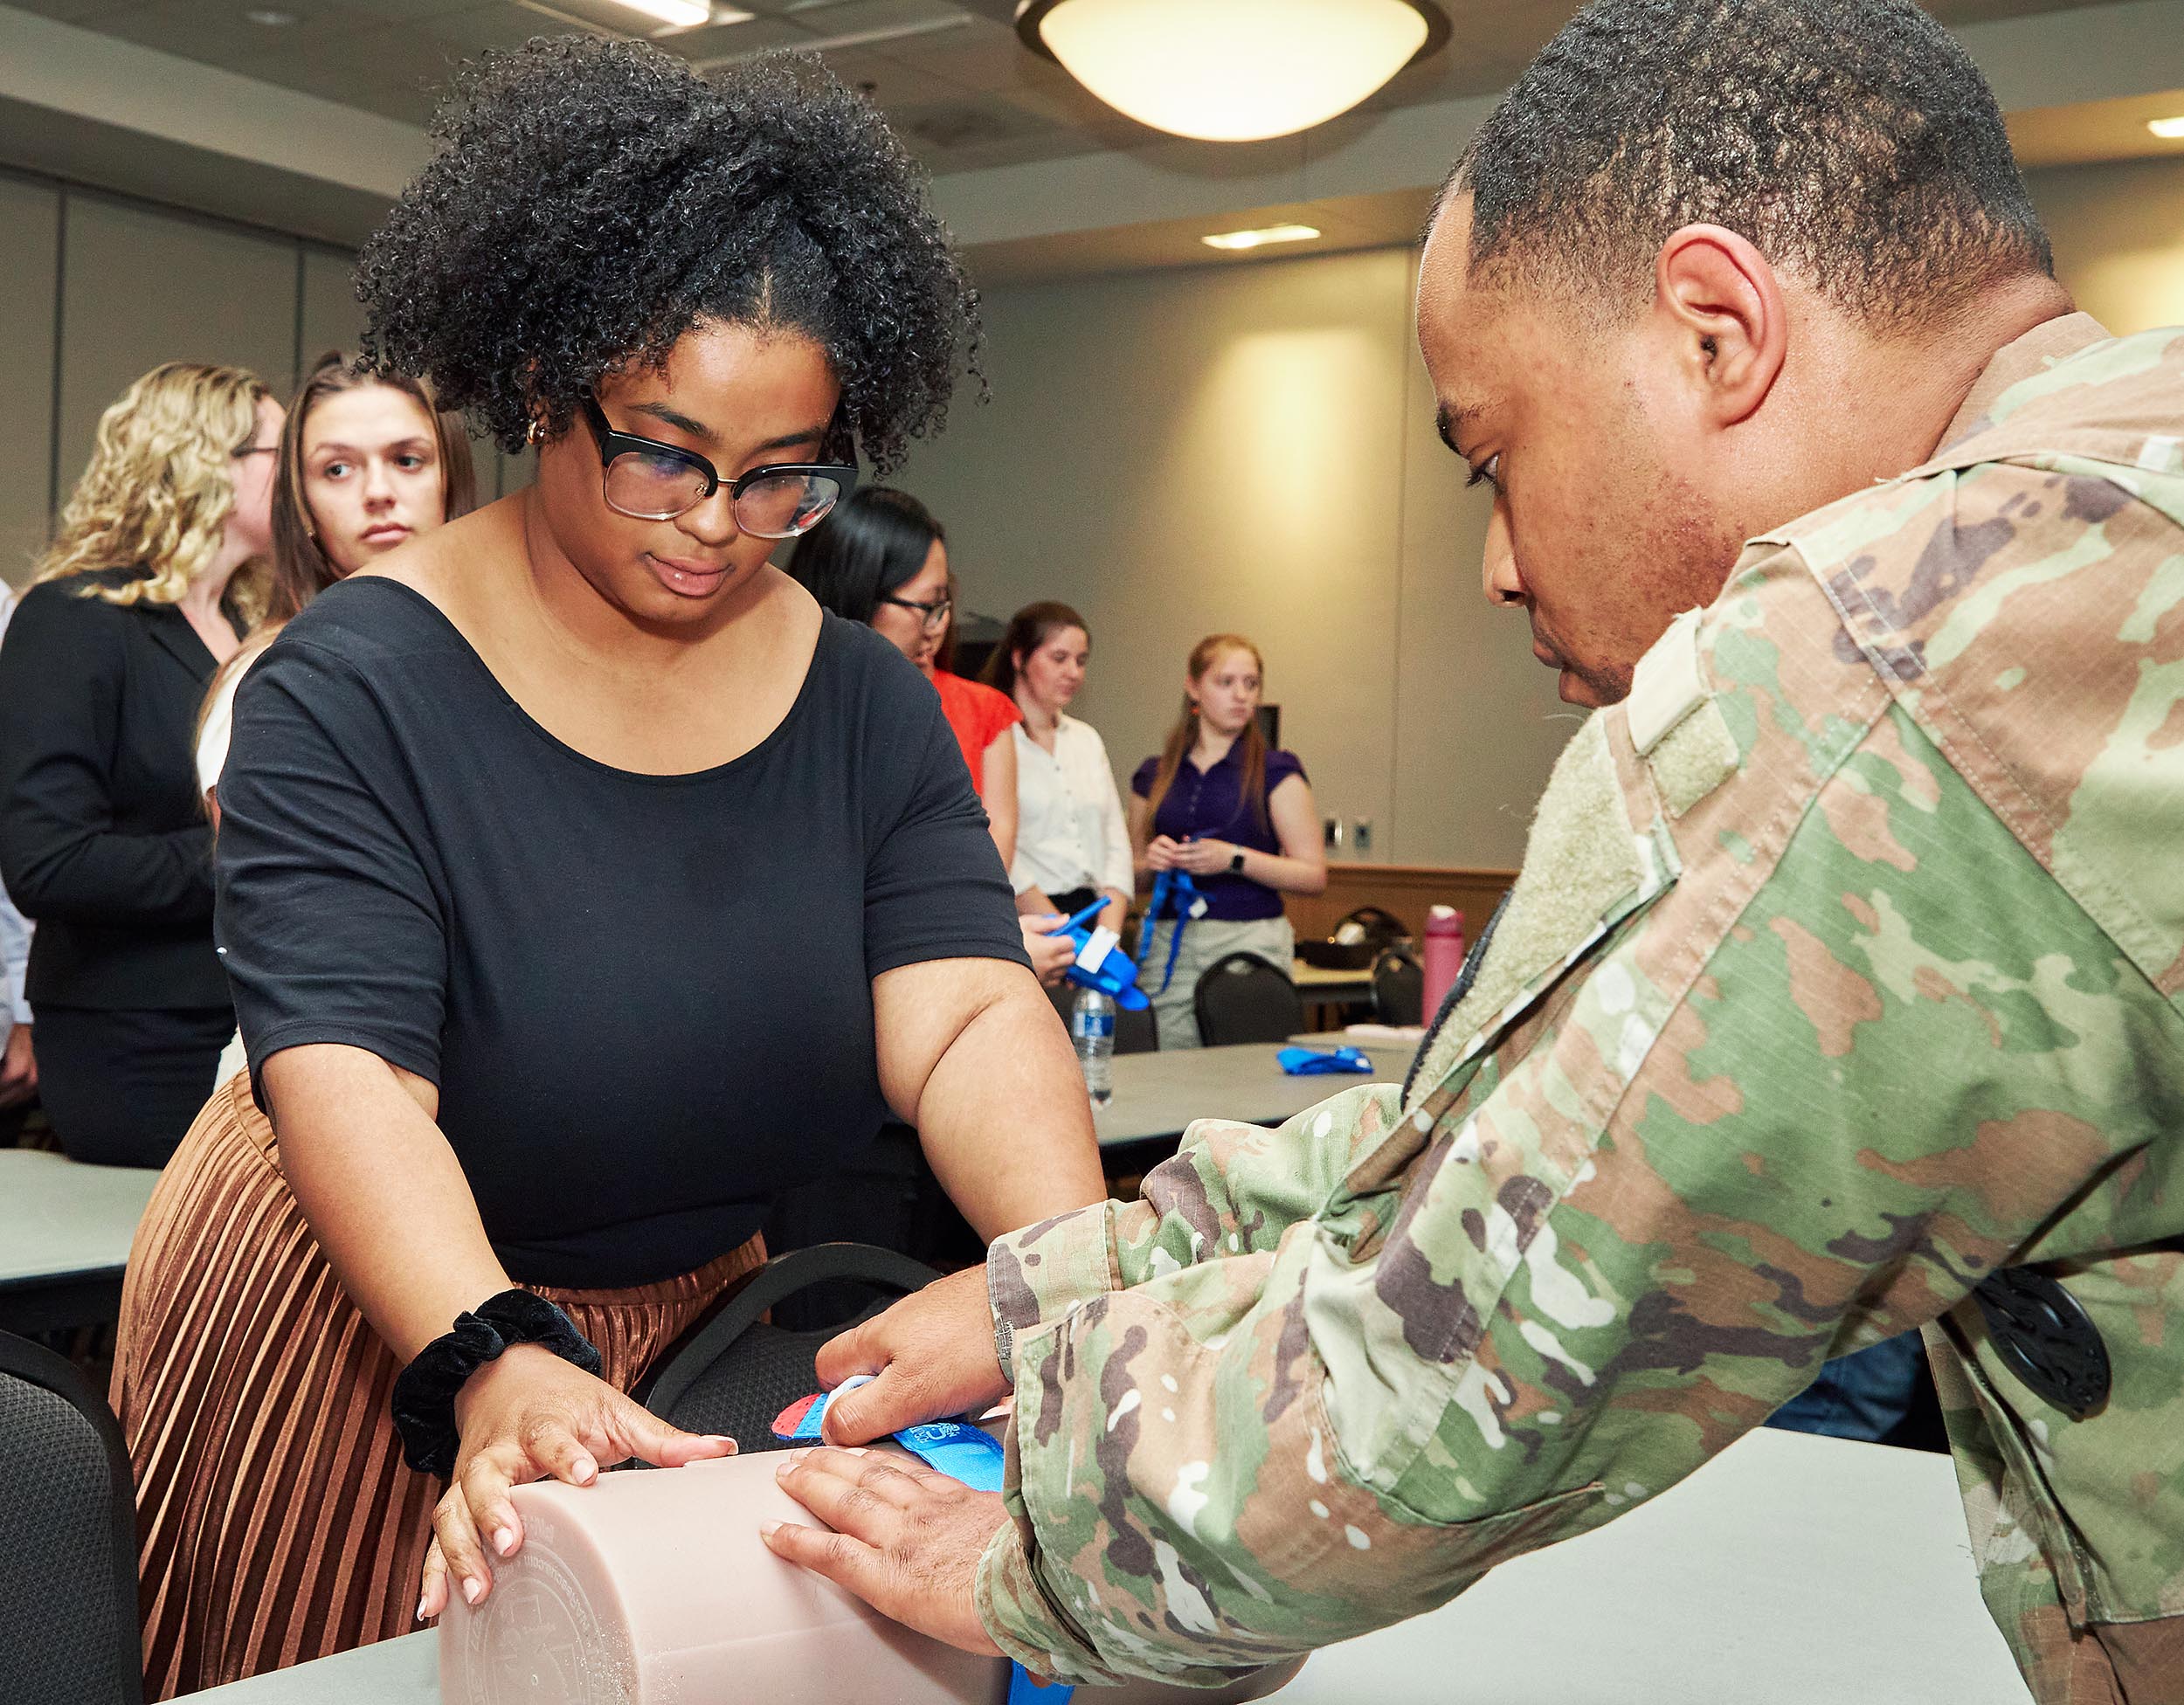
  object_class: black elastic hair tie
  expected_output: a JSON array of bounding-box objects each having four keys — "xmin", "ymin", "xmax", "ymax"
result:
[{"xmin": 390, "ymin": 1289, "xmax": 604, "ymax": 1478}]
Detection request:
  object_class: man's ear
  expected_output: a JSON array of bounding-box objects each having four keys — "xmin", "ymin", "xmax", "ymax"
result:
[{"xmin": 1653, "ymin": 224, "xmax": 1787, "ymax": 427}]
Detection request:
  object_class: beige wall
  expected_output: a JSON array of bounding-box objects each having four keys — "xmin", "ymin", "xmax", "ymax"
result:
[
  {"xmin": 910, "ymin": 150, "xmax": 2184, "ymax": 869},
  {"xmin": 0, "ymin": 166, "xmax": 531, "ymax": 593},
  {"xmin": 2027, "ymin": 155, "xmax": 2184, "ymax": 334},
  {"xmin": 902, "ymin": 246, "xmax": 1571, "ymax": 870}
]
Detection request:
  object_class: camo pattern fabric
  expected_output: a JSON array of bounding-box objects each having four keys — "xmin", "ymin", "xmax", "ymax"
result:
[{"xmin": 973, "ymin": 315, "xmax": 2184, "ymax": 1703}]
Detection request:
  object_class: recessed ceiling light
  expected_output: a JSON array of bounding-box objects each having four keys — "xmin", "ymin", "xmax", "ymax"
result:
[
  {"xmin": 1201, "ymin": 224, "xmax": 1322, "ymax": 252},
  {"xmin": 598, "ymin": 0, "xmax": 713, "ymax": 29},
  {"xmin": 2148, "ymin": 116, "xmax": 2184, "ymax": 140},
  {"xmin": 244, "ymin": 8, "xmax": 297, "ymax": 23}
]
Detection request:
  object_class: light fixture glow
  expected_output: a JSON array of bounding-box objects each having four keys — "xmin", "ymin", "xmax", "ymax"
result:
[
  {"xmin": 2148, "ymin": 116, "xmax": 2184, "ymax": 140},
  {"xmin": 1019, "ymin": 0, "xmax": 1448, "ymax": 143},
  {"xmin": 1201, "ymin": 224, "xmax": 1322, "ymax": 252},
  {"xmin": 602, "ymin": 0, "xmax": 712, "ymax": 30}
]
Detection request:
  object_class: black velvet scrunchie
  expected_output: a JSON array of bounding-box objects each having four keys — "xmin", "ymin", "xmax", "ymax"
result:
[{"xmin": 390, "ymin": 1290, "xmax": 605, "ymax": 1478}]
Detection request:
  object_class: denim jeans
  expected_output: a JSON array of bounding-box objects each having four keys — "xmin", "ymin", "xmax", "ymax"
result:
[{"xmin": 1767, "ymin": 1329, "xmax": 1929, "ymax": 1444}]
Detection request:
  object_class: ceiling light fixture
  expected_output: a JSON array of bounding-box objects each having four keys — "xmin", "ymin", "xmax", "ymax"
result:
[
  {"xmin": 2148, "ymin": 116, "xmax": 2184, "ymax": 140},
  {"xmin": 1201, "ymin": 224, "xmax": 1322, "ymax": 252},
  {"xmin": 1016, "ymin": 0, "xmax": 1449, "ymax": 143},
  {"xmin": 601, "ymin": 0, "xmax": 714, "ymax": 31}
]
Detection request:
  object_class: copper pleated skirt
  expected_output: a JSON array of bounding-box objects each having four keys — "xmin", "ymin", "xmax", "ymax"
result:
[{"xmin": 111, "ymin": 1071, "xmax": 765, "ymax": 1699}]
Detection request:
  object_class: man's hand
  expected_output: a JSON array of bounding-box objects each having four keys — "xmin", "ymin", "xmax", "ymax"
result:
[
  {"xmin": 762, "ymin": 1447, "xmax": 1006, "ymax": 1659},
  {"xmin": 816, "ymin": 1265, "xmax": 1006, "ymax": 1445},
  {"xmin": 0, "ymin": 1024, "xmax": 36, "ymax": 1108}
]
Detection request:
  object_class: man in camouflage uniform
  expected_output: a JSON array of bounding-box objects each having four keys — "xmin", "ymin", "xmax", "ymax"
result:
[{"xmin": 763, "ymin": 3, "xmax": 2184, "ymax": 1700}]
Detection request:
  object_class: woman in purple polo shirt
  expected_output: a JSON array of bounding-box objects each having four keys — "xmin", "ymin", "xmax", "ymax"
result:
[{"xmin": 1128, "ymin": 632, "xmax": 1326, "ymax": 1049}]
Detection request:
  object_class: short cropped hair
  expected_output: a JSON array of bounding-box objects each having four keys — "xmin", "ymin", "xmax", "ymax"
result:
[
  {"xmin": 356, "ymin": 37, "xmax": 978, "ymax": 472},
  {"xmin": 1440, "ymin": 0, "xmax": 2053, "ymax": 328}
]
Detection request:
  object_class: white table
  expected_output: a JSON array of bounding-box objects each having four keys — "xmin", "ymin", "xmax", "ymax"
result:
[
  {"xmin": 0, "ymin": 1147, "xmax": 159, "ymax": 1332},
  {"xmin": 1095, "ymin": 1044, "xmax": 1394, "ymax": 1151},
  {"xmin": 185, "ymin": 1429, "xmax": 2029, "ymax": 1703}
]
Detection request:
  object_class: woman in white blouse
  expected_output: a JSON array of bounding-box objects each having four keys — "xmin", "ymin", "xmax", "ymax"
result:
[{"xmin": 982, "ymin": 602, "xmax": 1133, "ymax": 940}]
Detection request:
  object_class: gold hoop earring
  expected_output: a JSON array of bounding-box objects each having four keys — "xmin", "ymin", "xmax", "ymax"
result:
[{"xmin": 527, "ymin": 418, "xmax": 544, "ymax": 446}]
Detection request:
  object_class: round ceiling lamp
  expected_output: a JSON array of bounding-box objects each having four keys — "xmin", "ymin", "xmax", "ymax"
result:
[{"xmin": 1016, "ymin": 0, "xmax": 1450, "ymax": 144}]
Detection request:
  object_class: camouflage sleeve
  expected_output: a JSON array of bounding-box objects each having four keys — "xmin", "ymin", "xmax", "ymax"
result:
[
  {"xmin": 972, "ymin": 522, "xmax": 2178, "ymax": 1685},
  {"xmin": 986, "ymin": 1084, "xmax": 1406, "ymax": 1336}
]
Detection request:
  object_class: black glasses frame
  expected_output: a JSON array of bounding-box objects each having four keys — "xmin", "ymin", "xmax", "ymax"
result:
[
  {"xmin": 878, "ymin": 593, "xmax": 953, "ymax": 631},
  {"xmin": 578, "ymin": 397, "xmax": 857, "ymax": 532}
]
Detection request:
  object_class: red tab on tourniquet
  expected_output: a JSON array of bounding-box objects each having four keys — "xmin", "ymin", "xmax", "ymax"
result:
[{"xmin": 771, "ymin": 1392, "xmax": 822, "ymax": 1439}]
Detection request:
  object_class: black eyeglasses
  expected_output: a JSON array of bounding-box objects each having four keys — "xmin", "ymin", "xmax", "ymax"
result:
[
  {"xmin": 879, "ymin": 594, "xmax": 952, "ymax": 632},
  {"xmin": 579, "ymin": 397, "xmax": 857, "ymax": 537}
]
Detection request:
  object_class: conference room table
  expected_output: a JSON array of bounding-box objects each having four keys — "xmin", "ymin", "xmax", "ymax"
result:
[
  {"xmin": 189, "ymin": 1425, "xmax": 2032, "ymax": 1704},
  {"xmin": 1093, "ymin": 1040, "xmax": 1413, "ymax": 1155},
  {"xmin": 0, "ymin": 1146, "xmax": 158, "ymax": 1333}
]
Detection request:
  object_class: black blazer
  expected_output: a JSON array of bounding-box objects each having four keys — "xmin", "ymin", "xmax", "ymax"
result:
[{"xmin": 0, "ymin": 567, "xmax": 238, "ymax": 1010}]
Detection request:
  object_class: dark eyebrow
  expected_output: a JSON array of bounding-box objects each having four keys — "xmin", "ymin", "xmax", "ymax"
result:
[
  {"xmin": 626, "ymin": 401, "xmax": 831, "ymax": 458},
  {"xmin": 1434, "ymin": 402, "xmax": 1486, "ymax": 458}
]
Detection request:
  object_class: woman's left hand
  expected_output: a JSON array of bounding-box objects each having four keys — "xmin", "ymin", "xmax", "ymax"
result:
[
  {"xmin": 1169, "ymin": 838, "xmax": 1236, "ymax": 877},
  {"xmin": 763, "ymin": 1448, "xmax": 1007, "ymax": 1659},
  {"xmin": 1019, "ymin": 915, "xmax": 1077, "ymax": 986}
]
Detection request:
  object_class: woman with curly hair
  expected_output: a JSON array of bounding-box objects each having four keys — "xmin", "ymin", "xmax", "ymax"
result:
[
  {"xmin": 0, "ymin": 362, "xmax": 280, "ymax": 1166},
  {"xmin": 111, "ymin": 38, "xmax": 1102, "ymax": 1695}
]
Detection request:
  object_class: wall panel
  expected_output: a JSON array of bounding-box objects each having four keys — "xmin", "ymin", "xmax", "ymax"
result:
[
  {"xmin": 56, "ymin": 192, "xmax": 296, "ymax": 501},
  {"xmin": 0, "ymin": 175, "xmax": 59, "ymax": 589},
  {"xmin": 298, "ymin": 244, "xmax": 365, "ymax": 369}
]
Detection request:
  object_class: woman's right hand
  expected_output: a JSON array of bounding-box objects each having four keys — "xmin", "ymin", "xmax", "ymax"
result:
[
  {"xmin": 1144, "ymin": 834, "xmax": 1183, "ymax": 872},
  {"xmin": 1019, "ymin": 915, "xmax": 1077, "ymax": 986},
  {"xmin": 417, "ymin": 1343, "xmax": 736, "ymax": 1619}
]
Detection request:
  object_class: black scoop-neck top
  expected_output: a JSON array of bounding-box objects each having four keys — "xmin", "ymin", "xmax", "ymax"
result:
[{"xmin": 215, "ymin": 576, "xmax": 1025, "ymax": 1287}]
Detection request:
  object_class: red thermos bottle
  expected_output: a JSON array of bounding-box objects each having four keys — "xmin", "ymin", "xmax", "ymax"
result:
[{"xmin": 1420, "ymin": 905, "xmax": 1467, "ymax": 1023}]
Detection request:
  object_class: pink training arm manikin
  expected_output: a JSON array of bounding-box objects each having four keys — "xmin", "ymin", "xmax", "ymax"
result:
[{"xmin": 439, "ymin": 1446, "xmax": 1304, "ymax": 1705}]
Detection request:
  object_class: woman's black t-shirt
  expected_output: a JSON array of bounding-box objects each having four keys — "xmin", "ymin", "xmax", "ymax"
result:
[{"xmin": 215, "ymin": 577, "xmax": 1026, "ymax": 1288}]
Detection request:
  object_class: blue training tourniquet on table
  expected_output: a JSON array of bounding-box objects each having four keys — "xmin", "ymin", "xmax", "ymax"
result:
[
  {"xmin": 771, "ymin": 1380, "xmax": 1073, "ymax": 1704},
  {"xmin": 1275, "ymin": 1044, "xmax": 1375, "ymax": 1075}
]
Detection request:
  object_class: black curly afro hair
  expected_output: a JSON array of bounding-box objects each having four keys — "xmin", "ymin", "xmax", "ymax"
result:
[{"xmin": 356, "ymin": 37, "xmax": 979, "ymax": 471}]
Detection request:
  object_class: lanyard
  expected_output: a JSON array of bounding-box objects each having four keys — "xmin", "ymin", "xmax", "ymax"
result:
[{"xmin": 1146, "ymin": 867, "xmax": 1206, "ymax": 994}]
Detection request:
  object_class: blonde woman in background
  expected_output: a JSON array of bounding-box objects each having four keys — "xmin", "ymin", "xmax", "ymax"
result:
[
  {"xmin": 1129, "ymin": 633, "xmax": 1326, "ymax": 1049},
  {"xmin": 0, "ymin": 362, "xmax": 280, "ymax": 1165},
  {"xmin": 198, "ymin": 353, "xmax": 476, "ymax": 826}
]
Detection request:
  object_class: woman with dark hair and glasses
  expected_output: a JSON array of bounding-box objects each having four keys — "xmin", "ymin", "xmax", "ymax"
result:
[
  {"xmin": 110, "ymin": 39, "xmax": 1103, "ymax": 1695},
  {"xmin": 790, "ymin": 487, "xmax": 1019, "ymax": 869}
]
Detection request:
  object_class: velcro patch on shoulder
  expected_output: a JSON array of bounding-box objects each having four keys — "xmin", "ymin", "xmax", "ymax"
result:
[
  {"xmin": 1647, "ymin": 696, "xmax": 1739, "ymax": 818},
  {"xmin": 1627, "ymin": 607, "xmax": 1710, "ymax": 756}
]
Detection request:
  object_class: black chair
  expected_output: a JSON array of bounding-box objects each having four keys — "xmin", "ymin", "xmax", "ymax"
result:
[
  {"xmin": 1046, "ymin": 981, "xmax": 1158, "ymax": 1053},
  {"xmin": 1371, "ymin": 947, "xmax": 1425, "ymax": 1026},
  {"xmin": 635, "ymin": 1243, "xmax": 942, "ymax": 1453},
  {"xmin": 0, "ymin": 1331, "xmax": 143, "ymax": 1705},
  {"xmin": 1335, "ymin": 905, "xmax": 1411, "ymax": 949},
  {"xmin": 1193, "ymin": 952, "xmax": 1307, "ymax": 1047}
]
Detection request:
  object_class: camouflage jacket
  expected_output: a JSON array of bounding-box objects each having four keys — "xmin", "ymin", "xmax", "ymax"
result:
[{"xmin": 977, "ymin": 315, "xmax": 2184, "ymax": 1704}]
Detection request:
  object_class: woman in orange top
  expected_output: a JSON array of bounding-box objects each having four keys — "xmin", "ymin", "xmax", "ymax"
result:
[{"xmin": 789, "ymin": 487, "xmax": 1019, "ymax": 865}]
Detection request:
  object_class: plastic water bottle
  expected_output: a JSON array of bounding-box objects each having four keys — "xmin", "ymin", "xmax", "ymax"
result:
[
  {"xmin": 1420, "ymin": 906, "xmax": 1468, "ymax": 1025},
  {"xmin": 1071, "ymin": 987, "xmax": 1116, "ymax": 1105}
]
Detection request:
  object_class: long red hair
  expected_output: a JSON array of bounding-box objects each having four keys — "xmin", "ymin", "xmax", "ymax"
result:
[{"xmin": 1142, "ymin": 634, "xmax": 1268, "ymax": 833}]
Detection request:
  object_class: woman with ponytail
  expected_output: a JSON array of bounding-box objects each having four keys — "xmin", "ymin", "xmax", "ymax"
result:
[{"xmin": 1127, "ymin": 634, "xmax": 1324, "ymax": 1049}]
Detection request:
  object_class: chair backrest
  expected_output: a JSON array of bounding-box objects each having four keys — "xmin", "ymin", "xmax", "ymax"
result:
[
  {"xmin": 1046, "ymin": 982, "xmax": 1158, "ymax": 1053},
  {"xmin": 1335, "ymin": 905, "xmax": 1411, "ymax": 949},
  {"xmin": 635, "ymin": 1244, "xmax": 943, "ymax": 1452},
  {"xmin": 1372, "ymin": 947, "xmax": 1425, "ymax": 1027},
  {"xmin": 0, "ymin": 1333, "xmax": 143, "ymax": 1705},
  {"xmin": 1193, "ymin": 952, "xmax": 1307, "ymax": 1047}
]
